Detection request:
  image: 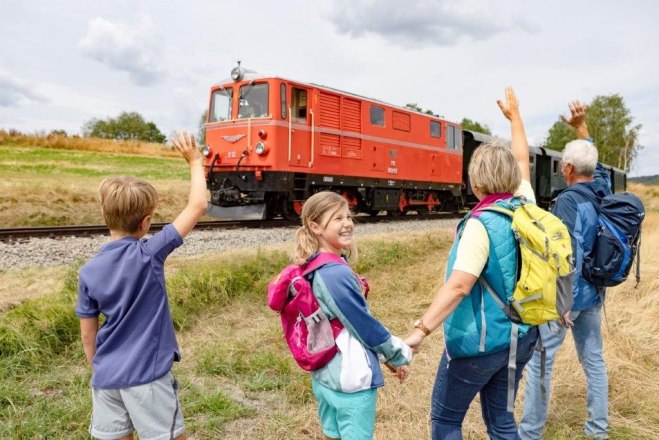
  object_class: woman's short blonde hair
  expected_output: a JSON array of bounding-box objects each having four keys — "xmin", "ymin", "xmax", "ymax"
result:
[
  {"xmin": 98, "ymin": 176, "xmax": 158, "ymax": 233},
  {"xmin": 293, "ymin": 191, "xmax": 357, "ymax": 264},
  {"xmin": 468, "ymin": 141, "xmax": 521, "ymax": 195}
]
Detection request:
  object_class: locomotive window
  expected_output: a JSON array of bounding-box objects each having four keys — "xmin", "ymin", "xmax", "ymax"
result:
[
  {"xmin": 292, "ymin": 87, "xmax": 308, "ymax": 121},
  {"xmin": 430, "ymin": 121, "xmax": 441, "ymax": 138},
  {"xmin": 553, "ymin": 160, "xmax": 559, "ymax": 175},
  {"xmin": 447, "ymin": 125, "xmax": 455, "ymax": 149},
  {"xmin": 209, "ymin": 87, "xmax": 232, "ymax": 122},
  {"xmin": 454, "ymin": 127, "xmax": 462, "ymax": 149},
  {"xmin": 238, "ymin": 83, "xmax": 268, "ymax": 119},
  {"xmin": 370, "ymin": 105, "xmax": 385, "ymax": 126},
  {"xmin": 280, "ymin": 83, "xmax": 287, "ymax": 119}
]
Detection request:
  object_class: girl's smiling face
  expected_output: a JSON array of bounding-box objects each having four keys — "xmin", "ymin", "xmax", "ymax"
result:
[{"xmin": 310, "ymin": 203, "xmax": 354, "ymax": 255}]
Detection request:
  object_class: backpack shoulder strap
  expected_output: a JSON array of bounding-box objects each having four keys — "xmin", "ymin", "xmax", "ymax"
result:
[
  {"xmin": 563, "ymin": 185, "xmax": 601, "ymax": 212},
  {"xmin": 480, "ymin": 205, "xmax": 514, "ymax": 218},
  {"xmin": 302, "ymin": 253, "xmax": 347, "ymax": 275}
]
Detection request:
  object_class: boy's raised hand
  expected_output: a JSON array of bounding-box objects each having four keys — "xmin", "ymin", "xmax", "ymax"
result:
[
  {"xmin": 171, "ymin": 130, "xmax": 208, "ymax": 239},
  {"xmin": 172, "ymin": 130, "xmax": 202, "ymax": 164}
]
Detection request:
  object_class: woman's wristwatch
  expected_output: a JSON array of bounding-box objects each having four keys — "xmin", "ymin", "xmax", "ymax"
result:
[{"xmin": 413, "ymin": 319, "xmax": 431, "ymax": 336}]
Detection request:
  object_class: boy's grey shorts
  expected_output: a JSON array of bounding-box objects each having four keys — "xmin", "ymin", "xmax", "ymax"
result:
[{"xmin": 89, "ymin": 371, "xmax": 185, "ymax": 440}]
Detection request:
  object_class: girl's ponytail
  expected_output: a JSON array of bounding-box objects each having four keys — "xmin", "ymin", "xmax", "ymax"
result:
[{"xmin": 293, "ymin": 225, "xmax": 319, "ymax": 265}]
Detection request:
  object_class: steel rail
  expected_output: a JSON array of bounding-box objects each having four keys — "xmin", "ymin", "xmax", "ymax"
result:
[{"xmin": 0, "ymin": 213, "xmax": 462, "ymax": 242}]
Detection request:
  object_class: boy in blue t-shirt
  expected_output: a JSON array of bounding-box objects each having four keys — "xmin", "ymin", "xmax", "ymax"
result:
[{"xmin": 76, "ymin": 131, "xmax": 206, "ymax": 440}]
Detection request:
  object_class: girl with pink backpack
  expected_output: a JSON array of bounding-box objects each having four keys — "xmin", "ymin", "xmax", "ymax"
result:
[{"xmin": 273, "ymin": 191, "xmax": 413, "ymax": 439}]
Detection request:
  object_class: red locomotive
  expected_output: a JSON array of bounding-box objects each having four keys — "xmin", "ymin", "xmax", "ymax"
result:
[
  {"xmin": 203, "ymin": 63, "xmax": 465, "ymax": 219},
  {"xmin": 201, "ymin": 63, "xmax": 626, "ymax": 219}
]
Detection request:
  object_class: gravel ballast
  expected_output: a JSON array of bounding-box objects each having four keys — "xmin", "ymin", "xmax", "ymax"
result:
[{"xmin": 0, "ymin": 218, "xmax": 459, "ymax": 271}]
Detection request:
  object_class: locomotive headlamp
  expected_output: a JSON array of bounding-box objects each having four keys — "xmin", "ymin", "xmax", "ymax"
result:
[
  {"xmin": 231, "ymin": 61, "xmax": 244, "ymax": 82},
  {"xmin": 255, "ymin": 142, "xmax": 268, "ymax": 155},
  {"xmin": 200, "ymin": 145, "xmax": 211, "ymax": 157}
]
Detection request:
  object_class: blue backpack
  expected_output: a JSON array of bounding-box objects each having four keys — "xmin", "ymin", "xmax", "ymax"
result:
[{"xmin": 569, "ymin": 187, "xmax": 645, "ymax": 287}]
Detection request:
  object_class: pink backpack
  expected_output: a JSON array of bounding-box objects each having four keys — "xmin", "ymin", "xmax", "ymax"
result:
[{"xmin": 267, "ymin": 253, "xmax": 368, "ymax": 371}]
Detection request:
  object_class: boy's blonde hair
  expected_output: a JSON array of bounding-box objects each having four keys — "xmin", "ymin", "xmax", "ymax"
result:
[
  {"xmin": 293, "ymin": 191, "xmax": 357, "ymax": 265},
  {"xmin": 468, "ymin": 141, "xmax": 521, "ymax": 195},
  {"xmin": 99, "ymin": 176, "xmax": 158, "ymax": 233}
]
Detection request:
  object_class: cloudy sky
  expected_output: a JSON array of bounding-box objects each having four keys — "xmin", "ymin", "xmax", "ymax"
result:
[{"xmin": 1, "ymin": 0, "xmax": 657, "ymax": 176}]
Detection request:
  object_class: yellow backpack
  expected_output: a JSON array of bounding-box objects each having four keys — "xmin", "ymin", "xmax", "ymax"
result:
[
  {"xmin": 479, "ymin": 199, "xmax": 575, "ymax": 413},
  {"xmin": 481, "ymin": 200, "xmax": 574, "ymax": 325}
]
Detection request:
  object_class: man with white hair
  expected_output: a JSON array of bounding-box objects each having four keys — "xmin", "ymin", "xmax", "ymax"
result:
[{"xmin": 519, "ymin": 101, "xmax": 611, "ymax": 440}]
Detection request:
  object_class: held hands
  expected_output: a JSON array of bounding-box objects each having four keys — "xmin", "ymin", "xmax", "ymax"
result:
[
  {"xmin": 171, "ymin": 130, "xmax": 202, "ymax": 165},
  {"xmin": 385, "ymin": 363, "xmax": 410, "ymax": 384},
  {"xmin": 404, "ymin": 330, "xmax": 426, "ymax": 354},
  {"xmin": 496, "ymin": 86, "xmax": 521, "ymax": 122}
]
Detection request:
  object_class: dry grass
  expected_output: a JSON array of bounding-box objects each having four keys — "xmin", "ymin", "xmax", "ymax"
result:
[
  {"xmin": 0, "ymin": 266, "xmax": 67, "ymax": 311},
  {"xmin": 1, "ymin": 216, "xmax": 658, "ymax": 438},
  {"xmin": 178, "ymin": 217, "xmax": 659, "ymax": 439},
  {"xmin": 0, "ymin": 175, "xmax": 198, "ymax": 227},
  {"xmin": 0, "ymin": 129, "xmax": 179, "ymax": 157}
]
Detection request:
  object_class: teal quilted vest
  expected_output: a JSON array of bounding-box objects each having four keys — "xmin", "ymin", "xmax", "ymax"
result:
[{"xmin": 443, "ymin": 202, "xmax": 532, "ymax": 358}]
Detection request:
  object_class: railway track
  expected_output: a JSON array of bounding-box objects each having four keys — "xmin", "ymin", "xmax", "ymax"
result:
[{"xmin": 0, "ymin": 213, "xmax": 463, "ymax": 242}]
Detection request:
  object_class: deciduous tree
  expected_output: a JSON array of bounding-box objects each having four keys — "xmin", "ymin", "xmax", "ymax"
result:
[
  {"xmin": 543, "ymin": 94, "xmax": 642, "ymax": 171},
  {"xmin": 198, "ymin": 110, "xmax": 208, "ymax": 145},
  {"xmin": 82, "ymin": 112, "xmax": 166, "ymax": 143},
  {"xmin": 460, "ymin": 118, "xmax": 491, "ymax": 135}
]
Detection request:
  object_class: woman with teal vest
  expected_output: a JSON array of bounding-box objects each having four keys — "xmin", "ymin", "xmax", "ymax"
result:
[{"xmin": 405, "ymin": 87, "xmax": 539, "ymax": 439}]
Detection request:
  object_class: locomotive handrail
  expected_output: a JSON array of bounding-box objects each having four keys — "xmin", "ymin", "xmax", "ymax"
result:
[
  {"xmin": 309, "ymin": 109, "xmax": 315, "ymax": 167},
  {"xmin": 288, "ymin": 106, "xmax": 292, "ymax": 162},
  {"xmin": 247, "ymin": 117, "xmax": 251, "ymax": 154}
]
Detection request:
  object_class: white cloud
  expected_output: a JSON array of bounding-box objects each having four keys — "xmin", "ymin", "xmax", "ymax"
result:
[
  {"xmin": 324, "ymin": 0, "xmax": 535, "ymax": 46},
  {"xmin": 0, "ymin": 68, "xmax": 47, "ymax": 107},
  {"xmin": 79, "ymin": 15, "xmax": 164, "ymax": 86}
]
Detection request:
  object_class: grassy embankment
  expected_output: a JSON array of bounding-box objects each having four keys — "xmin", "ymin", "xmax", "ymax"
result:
[
  {"xmin": 1, "ymin": 133, "xmax": 658, "ymax": 438},
  {"xmin": 1, "ymin": 220, "xmax": 658, "ymax": 439},
  {"xmin": 0, "ymin": 130, "xmax": 192, "ymax": 227}
]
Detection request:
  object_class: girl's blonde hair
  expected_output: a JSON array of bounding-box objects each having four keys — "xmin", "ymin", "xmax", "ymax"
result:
[
  {"xmin": 293, "ymin": 191, "xmax": 358, "ymax": 265},
  {"xmin": 468, "ymin": 141, "xmax": 521, "ymax": 195}
]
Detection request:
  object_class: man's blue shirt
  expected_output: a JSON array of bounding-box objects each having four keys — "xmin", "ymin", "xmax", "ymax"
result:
[{"xmin": 76, "ymin": 224, "xmax": 183, "ymax": 388}]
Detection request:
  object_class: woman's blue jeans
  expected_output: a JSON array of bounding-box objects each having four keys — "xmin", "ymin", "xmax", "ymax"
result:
[{"xmin": 431, "ymin": 326, "xmax": 538, "ymax": 440}]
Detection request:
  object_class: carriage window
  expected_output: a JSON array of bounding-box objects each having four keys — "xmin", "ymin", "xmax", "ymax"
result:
[
  {"xmin": 529, "ymin": 155, "xmax": 535, "ymax": 173},
  {"xmin": 370, "ymin": 105, "xmax": 385, "ymax": 126},
  {"xmin": 430, "ymin": 121, "xmax": 441, "ymax": 138},
  {"xmin": 209, "ymin": 87, "xmax": 232, "ymax": 122},
  {"xmin": 280, "ymin": 84, "xmax": 287, "ymax": 119},
  {"xmin": 238, "ymin": 83, "xmax": 268, "ymax": 118},
  {"xmin": 292, "ymin": 87, "xmax": 308, "ymax": 121}
]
